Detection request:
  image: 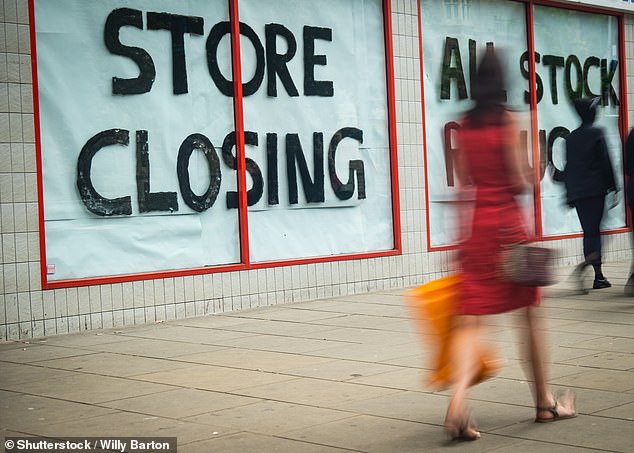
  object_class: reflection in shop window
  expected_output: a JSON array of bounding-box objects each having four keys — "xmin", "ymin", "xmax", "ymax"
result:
[{"xmin": 444, "ymin": 0, "xmax": 471, "ymax": 23}]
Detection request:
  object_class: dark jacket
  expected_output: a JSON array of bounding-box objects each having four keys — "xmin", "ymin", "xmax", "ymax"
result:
[
  {"xmin": 553, "ymin": 99, "xmax": 616, "ymax": 205},
  {"xmin": 625, "ymin": 128, "xmax": 634, "ymax": 203}
]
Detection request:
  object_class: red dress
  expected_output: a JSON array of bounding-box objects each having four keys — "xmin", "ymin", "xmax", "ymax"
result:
[{"xmin": 456, "ymin": 118, "xmax": 539, "ymax": 315}]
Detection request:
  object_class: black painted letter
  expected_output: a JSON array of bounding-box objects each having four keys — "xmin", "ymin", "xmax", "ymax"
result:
[
  {"xmin": 104, "ymin": 8, "xmax": 156, "ymax": 95},
  {"xmin": 206, "ymin": 22, "xmax": 265, "ymax": 97},
  {"xmin": 136, "ymin": 130, "xmax": 178, "ymax": 213},
  {"xmin": 543, "ymin": 55, "xmax": 564, "ymax": 104},
  {"xmin": 520, "ymin": 51, "xmax": 543, "ymax": 104},
  {"xmin": 222, "ymin": 131, "xmax": 264, "ymax": 208},
  {"xmin": 177, "ymin": 134, "xmax": 222, "ymax": 212},
  {"xmin": 147, "ymin": 12, "xmax": 204, "ymax": 95},
  {"xmin": 328, "ymin": 127, "xmax": 365, "ymax": 200},
  {"xmin": 303, "ymin": 26, "xmax": 333, "ymax": 97},
  {"xmin": 266, "ymin": 23, "xmax": 299, "ymax": 97},
  {"xmin": 440, "ymin": 37, "xmax": 467, "ymax": 100},
  {"xmin": 286, "ymin": 133, "xmax": 325, "ymax": 204},
  {"xmin": 77, "ymin": 129, "xmax": 132, "ymax": 216}
]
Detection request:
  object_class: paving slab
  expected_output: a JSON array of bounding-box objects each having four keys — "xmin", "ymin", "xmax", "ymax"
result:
[
  {"xmin": 35, "ymin": 352, "xmax": 195, "ymax": 377},
  {"xmin": 101, "ymin": 388, "xmax": 260, "ymax": 419},
  {"xmin": 185, "ymin": 399, "xmax": 355, "ymax": 436},
  {"xmin": 183, "ymin": 431, "xmax": 351, "ymax": 452},
  {"xmin": 1, "ymin": 261, "xmax": 634, "ymax": 452},
  {"xmin": 133, "ymin": 364, "xmax": 298, "ymax": 393},
  {"xmin": 172, "ymin": 347, "xmax": 334, "ymax": 372}
]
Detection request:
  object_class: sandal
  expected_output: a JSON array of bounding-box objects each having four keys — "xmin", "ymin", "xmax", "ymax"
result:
[{"xmin": 535, "ymin": 390, "xmax": 577, "ymax": 423}]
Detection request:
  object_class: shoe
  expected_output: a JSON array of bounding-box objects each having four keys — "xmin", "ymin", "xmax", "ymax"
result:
[
  {"xmin": 535, "ymin": 390, "xmax": 577, "ymax": 423},
  {"xmin": 592, "ymin": 277, "xmax": 611, "ymax": 289}
]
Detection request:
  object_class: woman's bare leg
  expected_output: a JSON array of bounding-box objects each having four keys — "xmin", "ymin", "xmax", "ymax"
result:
[
  {"xmin": 445, "ymin": 314, "xmax": 481, "ymax": 440},
  {"xmin": 523, "ymin": 306, "xmax": 576, "ymax": 420},
  {"xmin": 523, "ymin": 306, "xmax": 551, "ymax": 406}
]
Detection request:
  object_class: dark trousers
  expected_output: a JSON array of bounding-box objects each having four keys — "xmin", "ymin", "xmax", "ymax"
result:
[
  {"xmin": 574, "ymin": 195, "xmax": 605, "ymax": 266},
  {"xmin": 628, "ymin": 179, "xmax": 634, "ymax": 243}
]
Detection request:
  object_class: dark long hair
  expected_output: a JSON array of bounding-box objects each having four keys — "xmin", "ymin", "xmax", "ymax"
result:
[{"xmin": 467, "ymin": 47, "xmax": 507, "ymax": 126}]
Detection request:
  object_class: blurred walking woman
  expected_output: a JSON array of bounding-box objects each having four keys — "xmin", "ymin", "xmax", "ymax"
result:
[{"xmin": 449, "ymin": 48, "xmax": 576, "ymax": 440}]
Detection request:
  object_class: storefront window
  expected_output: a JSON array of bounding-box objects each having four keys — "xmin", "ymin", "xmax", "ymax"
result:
[
  {"xmin": 420, "ymin": 0, "xmax": 529, "ymax": 247},
  {"xmin": 238, "ymin": 0, "xmax": 395, "ymax": 262},
  {"xmin": 32, "ymin": 0, "xmax": 397, "ymax": 285},
  {"xmin": 33, "ymin": 0, "xmax": 240, "ymax": 281},
  {"xmin": 420, "ymin": 0, "xmax": 625, "ymax": 248},
  {"xmin": 534, "ymin": 5, "xmax": 625, "ymax": 236}
]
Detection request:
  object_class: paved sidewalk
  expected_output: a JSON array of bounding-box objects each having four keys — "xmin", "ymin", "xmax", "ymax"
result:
[{"xmin": 1, "ymin": 262, "xmax": 634, "ymax": 452}]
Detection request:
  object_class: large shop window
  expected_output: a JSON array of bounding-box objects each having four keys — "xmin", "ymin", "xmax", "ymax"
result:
[
  {"xmin": 238, "ymin": 0, "xmax": 395, "ymax": 262},
  {"xmin": 419, "ymin": 0, "xmax": 626, "ymax": 249},
  {"xmin": 534, "ymin": 5, "xmax": 624, "ymax": 236},
  {"xmin": 420, "ymin": 0, "xmax": 531, "ymax": 247},
  {"xmin": 30, "ymin": 0, "xmax": 399, "ymax": 287}
]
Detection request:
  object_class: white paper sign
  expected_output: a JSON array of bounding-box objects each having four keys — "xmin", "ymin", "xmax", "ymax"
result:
[
  {"xmin": 535, "ymin": 5, "xmax": 625, "ymax": 236},
  {"xmin": 420, "ymin": 0, "xmax": 625, "ymax": 247},
  {"xmin": 33, "ymin": 0, "xmax": 395, "ymax": 281}
]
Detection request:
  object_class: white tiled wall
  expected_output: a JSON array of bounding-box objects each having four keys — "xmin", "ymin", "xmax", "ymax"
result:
[{"xmin": 1, "ymin": 0, "xmax": 632, "ymax": 340}]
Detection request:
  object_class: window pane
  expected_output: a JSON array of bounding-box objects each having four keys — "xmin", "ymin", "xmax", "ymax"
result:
[
  {"xmin": 420, "ymin": 0, "xmax": 530, "ymax": 247},
  {"xmin": 33, "ymin": 0, "xmax": 240, "ymax": 281},
  {"xmin": 534, "ymin": 5, "xmax": 625, "ymax": 236},
  {"xmin": 239, "ymin": 0, "xmax": 395, "ymax": 261}
]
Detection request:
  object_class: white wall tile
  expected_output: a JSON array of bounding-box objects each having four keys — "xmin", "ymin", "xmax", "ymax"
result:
[
  {"xmin": 3, "ymin": 262, "xmax": 16, "ymax": 292},
  {"xmin": 123, "ymin": 309, "xmax": 135, "ymax": 325},
  {"xmin": 2, "ymin": 233, "xmax": 15, "ymax": 262},
  {"xmin": 133, "ymin": 308, "xmax": 145, "ymax": 324},
  {"xmin": 9, "ymin": 112, "xmax": 22, "ymax": 142},
  {"xmin": 163, "ymin": 278, "xmax": 175, "ymax": 304},
  {"xmin": 101, "ymin": 285, "xmax": 112, "ymax": 311},
  {"xmin": 90, "ymin": 313, "xmax": 102, "ymax": 330},
  {"xmin": 4, "ymin": 23, "xmax": 17, "ymax": 53},
  {"xmin": 0, "ymin": 54, "xmax": 6, "ymax": 83},
  {"xmin": 54, "ymin": 288, "xmax": 67, "ymax": 318},
  {"xmin": 144, "ymin": 307, "xmax": 155, "ymax": 323},
  {"xmin": 44, "ymin": 318, "xmax": 56, "ymax": 336},
  {"xmin": 211, "ymin": 273, "xmax": 222, "ymax": 298},
  {"xmin": 143, "ymin": 280, "xmax": 154, "ymax": 307},
  {"xmin": 12, "ymin": 202, "xmax": 24, "ymax": 231},
  {"xmin": 67, "ymin": 316, "xmax": 79, "ymax": 334},
  {"xmin": 32, "ymin": 319, "xmax": 44, "ymax": 337},
  {"xmin": 0, "ymin": 174, "xmax": 14, "ymax": 202},
  {"xmin": 101, "ymin": 311, "xmax": 113, "ymax": 329},
  {"xmin": 77, "ymin": 287, "xmax": 90, "ymax": 315},
  {"xmin": 56, "ymin": 317, "xmax": 68, "ymax": 335},
  {"xmin": 5, "ymin": 322, "xmax": 18, "ymax": 339},
  {"xmin": 15, "ymin": 290, "xmax": 28, "ymax": 322},
  {"xmin": 89, "ymin": 285, "xmax": 101, "ymax": 313},
  {"xmin": 0, "ymin": 82, "xmax": 8, "ymax": 113},
  {"xmin": 25, "ymin": 201, "xmax": 37, "ymax": 231},
  {"xmin": 132, "ymin": 281, "xmax": 144, "ymax": 308},
  {"xmin": 174, "ymin": 277, "xmax": 185, "ymax": 304},
  {"xmin": 184, "ymin": 275, "xmax": 195, "ymax": 301},
  {"xmin": 155, "ymin": 304, "xmax": 166, "ymax": 322},
  {"xmin": 194, "ymin": 275, "xmax": 204, "ymax": 301},
  {"xmin": 154, "ymin": 279, "xmax": 165, "ymax": 306}
]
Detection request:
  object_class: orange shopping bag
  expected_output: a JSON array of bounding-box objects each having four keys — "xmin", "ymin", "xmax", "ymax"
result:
[{"xmin": 405, "ymin": 274, "xmax": 500, "ymax": 390}]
